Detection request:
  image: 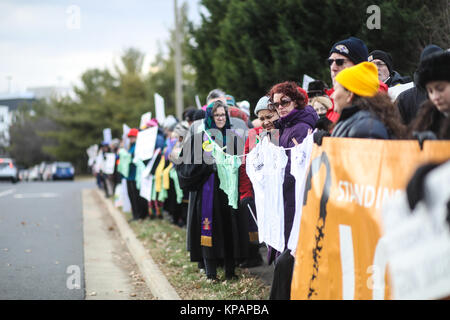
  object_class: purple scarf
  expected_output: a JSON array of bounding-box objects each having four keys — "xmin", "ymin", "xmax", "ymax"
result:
[{"xmin": 200, "ymin": 173, "xmax": 215, "ymax": 247}]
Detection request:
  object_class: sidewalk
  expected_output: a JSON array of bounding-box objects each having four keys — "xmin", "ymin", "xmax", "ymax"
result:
[
  {"xmin": 91, "ymin": 189, "xmax": 181, "ymax": 300},
  {"xmin": 82, "ymin": 189, "xmax": 154, "ymax": 300}
]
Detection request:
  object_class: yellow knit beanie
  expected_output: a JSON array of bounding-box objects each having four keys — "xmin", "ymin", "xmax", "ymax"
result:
[{"xmin": 335, "ymin": 61, "xmax": 380, "ymax": 97}]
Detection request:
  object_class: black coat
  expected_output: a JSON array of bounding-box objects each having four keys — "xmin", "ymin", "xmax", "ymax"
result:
[
  {"xmin": 331, "ymin": 105, "xmax": 390, "ymax": 139},
  {"xmin": 395, "ymin": 72, "xmax": 428, "ymax": 125},
  {"xmin": 386, "ymin": 70, "xmax": 411, "ymax": 88},
  {"xmin": 175, "ymin": 132, "xmax": 247, "ymax": 263}
]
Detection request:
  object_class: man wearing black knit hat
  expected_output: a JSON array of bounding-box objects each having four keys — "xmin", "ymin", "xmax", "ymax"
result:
[
  {"xmin": 368, "ymin": 50, "xmax": 411, "ymax": 87},
  {"xmin": 323, "ymin": 36, "xmax": 369, "ymax": 123},
  {"xmin": 328, "ymin": 36, "xmax": 369, "ymax": 86}
]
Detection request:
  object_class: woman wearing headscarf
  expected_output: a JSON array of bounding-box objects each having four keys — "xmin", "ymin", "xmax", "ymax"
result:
[
  {"xmin": 409, "ymin": 51, "xmax": 450, "ymax": 141},
  {"xmin": 175, "ymin": 100, "xmax": 243, "ymax": 281},
  {"xmin": 266, "ymin": 81, "xmax": 318, "ymax": 299}
]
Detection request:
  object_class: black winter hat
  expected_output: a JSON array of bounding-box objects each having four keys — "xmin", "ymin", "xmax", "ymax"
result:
[
  {"xmin": 417, "ymin": 51, "xmax": 450, "ymax": 89},
  {"xmin": 420, "ymin": 44, "xmax": 443, "ymax": 62},
  {"xmin": 368, "ymin": 50, "xmax": 394, "ymax": 75},
  {"xmin": 329, "ymin": 36, "xmax": 368, "ymax": 64}
]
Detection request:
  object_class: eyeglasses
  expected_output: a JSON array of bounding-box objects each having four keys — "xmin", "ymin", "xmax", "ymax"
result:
[
  {"xmin": 373, "ymin": 62, "xmax": 387, "ymax": 68},
  {"xmin": 213, "ymin": 113, "xmax": 226, "ymax": 119},
  {"xmin": 268, "ymin": 98, "xmax": 292, "ymax": 110},
  {"xmin": 327, "ymin": 58, "xmax": 349, "ymax": 67}
]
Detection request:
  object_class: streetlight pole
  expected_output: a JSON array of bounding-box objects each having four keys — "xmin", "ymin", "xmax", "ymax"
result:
[{"xmin": 174, "ymin": 0, "xmax": 184, "ymax": 120}]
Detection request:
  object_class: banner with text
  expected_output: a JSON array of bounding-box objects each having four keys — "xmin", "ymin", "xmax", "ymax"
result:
[{"xmin": 290, "ymin": 138, "xmax": 450, "ymax": 300}]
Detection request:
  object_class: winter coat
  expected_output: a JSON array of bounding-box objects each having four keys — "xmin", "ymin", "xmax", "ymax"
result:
[
  {"xmin": 385, "ymin": 70, "xmax": 411, "ymax": 88},
  {"xmin": 175, "ymin": 129, "xmax": 247, "ymax": 263},
  {"xmin": 239, "ymin": 126, "xmax": 263, "ymax": 201},
  {"xmin": 408, "ymin": 100, "xmax": 450, "ymax": 139},
  {"xmin": 331, "ymin": 105, "xmax": 390, "ymax": 139},
  {"xmin": 270, "ymin": 105, "xmax": 318, "ymax": 262}
]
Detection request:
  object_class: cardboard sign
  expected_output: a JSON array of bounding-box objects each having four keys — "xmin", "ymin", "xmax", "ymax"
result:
[{"xmin": 290, "ymin": 139, "xmax": 450, "ymax": 300}]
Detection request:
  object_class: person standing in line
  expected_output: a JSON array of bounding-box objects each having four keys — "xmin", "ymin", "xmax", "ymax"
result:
[
  {"xmin": 325, "ymin": 36, "xmax": 370, "ymax": 123},
  {"xmin": 408, "ymin": 50, "xmax": 450, "ymax": 140},
  {"xmin": 330, "ymin": 62, "xmax": 406, "ymax": 139},
  {"xmin": 176, "ymin": 100, "xmax": 243, "ymax": 281},
  {"xmin": 238, "ymin": 95, "xmax": 280, "ymax": 268},
  {"xmin": 126, "ymin": 128, "xmax": 149, "ymax": 222},
  {"xmin": 395, "ymin": 45, "xmax": 444, "ymax": 125},
  {"xmin": 267, "ymin": 81, "xmax": 318, "ymax": 299},
  {"xmin": 367, "ymin": 50, "xmax": 411, "ymax": 87}
]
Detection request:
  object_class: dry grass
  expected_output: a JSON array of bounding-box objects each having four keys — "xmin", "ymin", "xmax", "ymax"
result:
[{"xmin": 122, "ymin": 210, "xmax": 270, "ymax": 300}]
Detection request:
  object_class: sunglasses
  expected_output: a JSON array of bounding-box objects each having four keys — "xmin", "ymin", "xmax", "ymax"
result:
[
  {"xmin": 268, "ymin": 98, "xmax": 292, "ymax": 110},
  {"xmin": 327, "ymin": 58, "xmax": 348, "ymax": 67}
]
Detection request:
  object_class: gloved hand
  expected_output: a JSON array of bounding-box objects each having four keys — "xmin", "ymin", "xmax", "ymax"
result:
[
  {"xmin": 313, "ymin": 129, "xmax": 331, "ymax": 146},
  {"xmin": 412, "ymin": 130, "xmax": 437, "ymax": 150}
]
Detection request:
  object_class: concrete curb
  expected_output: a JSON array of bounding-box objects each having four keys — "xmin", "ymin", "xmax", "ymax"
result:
[{"xmin": 93, "ymin": 189, "xmax": 181, "ymax": 300}]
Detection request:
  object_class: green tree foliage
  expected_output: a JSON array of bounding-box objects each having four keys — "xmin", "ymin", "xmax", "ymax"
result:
[
  {"xmin": 188, "ymin": 0, "xmax": 448, "ymax": 111},
  {"xmin": 7, "ymin": 100, "xmax": 58, "ymax": 168},
  {"xmin": 45, "ymin": 49, "xmax": 150, "ymax": 172}
]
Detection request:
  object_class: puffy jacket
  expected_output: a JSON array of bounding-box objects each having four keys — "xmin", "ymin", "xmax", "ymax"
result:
[
  {"xmin": 331, "ymin": 105, "xmax": 389, "ymax": 139},
  {"xmin": 274, "ymin": 105, "xmax": 318, "ymax": 251}
]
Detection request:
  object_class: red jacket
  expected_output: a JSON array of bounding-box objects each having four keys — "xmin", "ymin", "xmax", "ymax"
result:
[{"xmin": 239, "ymin": 126, "xmax": 263, "ymax": 201}]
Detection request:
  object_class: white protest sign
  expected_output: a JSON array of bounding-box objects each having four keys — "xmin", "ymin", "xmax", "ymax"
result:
[
  {"xmin": 103, "ymin": 128, "xmax": 112, "ymax": 144},
  {"xmin": 139, "ymin": 112, "xmax": 152, "ymax": 130},
  {"xmin": 86, "ymin": 144, "xmax": 98, "ymax": 167},
  {"xmin": 139, "ymin": 175, "xmax": 154, "ymax": 201},
  {"xmin": 195, "ymin": 95, "xmax": 202, "ymax": 109},
  {"xmin": 103, "ymin": 152, "xmax": 117, "ymax": 174},
  {"xmin": 142, "ymin": 148, "xmax": 162, "ymax": 178},
  {"xmin": 93, "ymin": 152, "xmax": 104, "ymax": 173},
  {"xmin": 122, "ymin": 123, "xmax": 131, "ymax": 150},
  {"xmin": 154, "ymin": 93, "xmax": 165, "ymax": 124},
  {"xmin": 302, "ymin": 74, "xmax": 315, "ymax": 91},
  {"xmin": 134, "ymin": 126, "xmax": 157, "ymax": 161}
]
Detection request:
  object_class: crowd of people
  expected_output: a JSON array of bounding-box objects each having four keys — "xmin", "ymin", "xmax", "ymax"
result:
[{"xmin": 90, "ymin": 36, "xmax": 450, "ymax": 300}]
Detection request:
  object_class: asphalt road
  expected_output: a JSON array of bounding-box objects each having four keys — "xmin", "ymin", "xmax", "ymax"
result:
[{"xmin": 0, "ymin": 178, "xmax": 93, "ymax": 300}]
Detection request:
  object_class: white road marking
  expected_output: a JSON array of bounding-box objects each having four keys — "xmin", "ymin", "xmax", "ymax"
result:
[
  {"xmin": 0, "ymin": 189, "xmax": 16, "ymax": 198},
  {"xmin": 14, "ymin": 193, "xmax": 59, "ymax": 199}
]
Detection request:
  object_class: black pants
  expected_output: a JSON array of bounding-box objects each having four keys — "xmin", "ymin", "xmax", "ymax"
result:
[
  {"xmin": 269, "ymin": 249, "xmax": 295, "ymax": 300},
  {"xmin": 126, "ymin": 180, "xmax": 148, "ymax": 220},
  {"xmin": 204, "ymin": 258, "xmax": 235, "ymax": 279}
]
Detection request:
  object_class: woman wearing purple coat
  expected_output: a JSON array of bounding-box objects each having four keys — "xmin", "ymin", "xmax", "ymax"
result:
[{"xmin": 267, "ymin": 81, "xmax": 318, "ymax": 299}]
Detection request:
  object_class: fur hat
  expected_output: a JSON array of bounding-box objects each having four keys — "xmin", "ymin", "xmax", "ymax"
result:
[{"xmin": 417, "ymin": 51, "xmax": 450, "ymax": 89}]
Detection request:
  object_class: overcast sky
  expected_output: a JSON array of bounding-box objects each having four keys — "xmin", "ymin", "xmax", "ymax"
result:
[{"xmin": 0, "ymin": 0, "xmax": 202, "ymax": 94}]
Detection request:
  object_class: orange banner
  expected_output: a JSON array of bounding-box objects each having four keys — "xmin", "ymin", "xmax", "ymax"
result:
[{"xmin": 290, "ymin": 138, "xmax": 450, "ymax": 300}]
